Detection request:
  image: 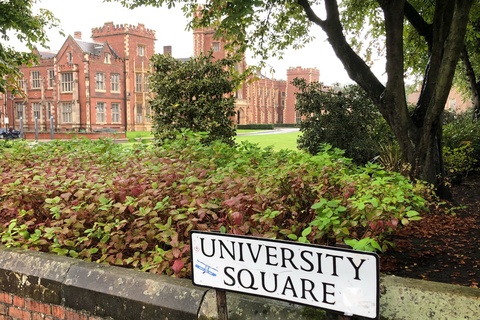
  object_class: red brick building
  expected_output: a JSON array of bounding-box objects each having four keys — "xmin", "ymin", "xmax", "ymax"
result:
[
  {"xmin": 193, "ymin": 24, "xmax": 319, "ymax": 125},
  {"xmin": 284, "ymin": 67, "xmax": 321, "ymax": 124},
  {"xmin": 1, "ymin": 22, "xmax": 156, "ymax": 133},
  {"xmin": 1, "ymin": 21, "xmax": 321, "ymax": 132}
]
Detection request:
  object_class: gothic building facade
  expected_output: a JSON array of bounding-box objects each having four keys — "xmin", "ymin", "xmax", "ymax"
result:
[
  {"xmin": 1, "ymin": 21, "xmax": 320, "ymax": 132},
  {"xmin": 2, "ymin": 22, "xmax": 155, "ymax": 132},
  {"xmin": 192, "ymin": 24, "xmax": 319, "ymax": 125}
]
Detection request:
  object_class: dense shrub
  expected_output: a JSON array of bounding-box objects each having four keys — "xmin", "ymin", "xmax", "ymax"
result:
[
  {"xmin": 443, "ymin": 109, "xmax": 480, "ymax": 182},
  {"xmin": 0, "ymin": 135, "xmax": 430, "ymax": 277},
  {"xmin": 237, "ymin": 124, "xmax": 275, "ymax": 130},
  {"xmin": 149, "ymin": 52, "xmax": 244, "ymax": 146},
  {"xmin": 294, "ymin": 79, "xmax": 394, "ymax": 164}
]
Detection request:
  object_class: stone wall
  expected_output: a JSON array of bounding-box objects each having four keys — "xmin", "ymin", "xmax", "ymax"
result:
[{"xmin": 0, "ymin": 246, "xmax": 478, "ymax": 320}]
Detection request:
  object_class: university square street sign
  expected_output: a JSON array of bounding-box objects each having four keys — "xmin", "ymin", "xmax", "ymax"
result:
[{"xmin": 191, "ymin": 231, "xmax": 379, "ymax": 319}]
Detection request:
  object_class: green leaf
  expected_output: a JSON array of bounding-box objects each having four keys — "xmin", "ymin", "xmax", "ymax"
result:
[{"xmin": 301, "ymin": 226, "xmax": 312, "ymax": 238}]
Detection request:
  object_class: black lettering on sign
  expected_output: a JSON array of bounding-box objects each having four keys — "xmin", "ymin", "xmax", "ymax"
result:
[
  {"xmin": 246, "ymin": 243, "xmax": 263, "ymax": 263},
  {"xmin": 300, "ymin": 250, "xmax": 314, "ymax": 272},
  {"xmin": 265, "ymin": 245, "xmax": 278, "ymax": 266},
  {"xmin": 224, "ymin": 267, "xmax": 235, "ymax": 286},
  {"xmin": 200, "ymin": 238, "xmax": 215, "ymax": 257},
  {"xmin": 301, "ymin": 278, "xmax": 318, "ymax": 302},
  {"xmin": 347, "ymin": 257, "xmax": 366, "ymax": 280},
  {"xmin": 325, "ymin": 254, "xmax": 343, "ymax": 276},
  {"xmin": 281, "ymin": 276, "xmax": 298, "ymax": 298},
  {"xmin": 238, "ymin": 269, "xmax": 258, "ymax": 290},
  {"xmin": 219, "ymin": 240, "xmax": 236, "ymax": 260},
  {"xmin": 322, "ymin": 282, "xmax": 336, "ymax": 305},
  {"xmin": 280, "ymin": 247, "xmax": 298, "ymax": 270},
  {"xmin": 260, "ymin": 271, "xmax": 278, "ymax": 293}
]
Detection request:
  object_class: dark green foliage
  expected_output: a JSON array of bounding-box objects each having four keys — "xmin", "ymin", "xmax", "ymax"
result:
[
  {"xmin": 237, "ymin": 124, "xmax": 275, "ymax": 130},
  {"xmin": 0, "ymin": 1, "xmax": 61, "ymax": 93},
  {"xmin": 294, "ymin": 79, "xmax": 393, "ymax": 164},
  {"xmin": 148, "ymin": 51, "xmax": 244, "ymax": 146},
  {"xmin": 443, "ymin": 109, "xmax": 480, "ymax": 182},
  {"xmin": 443, "ymin": 142, "xmax": 477, "ymax": 183}
]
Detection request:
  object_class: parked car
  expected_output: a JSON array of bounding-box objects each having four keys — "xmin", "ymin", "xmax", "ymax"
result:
[{"xmin": 0, "ymin": 128, "xmax": 21, "ymax": 140}]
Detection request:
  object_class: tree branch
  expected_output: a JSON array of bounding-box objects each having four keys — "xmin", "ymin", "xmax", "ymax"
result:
[
  {"xmin": 296, "ymin": 0, "xmax": 385, "ymax": 107},
  {"xmin": 404, "ymin": 1, "xmax": 433, "ymax": 49}
]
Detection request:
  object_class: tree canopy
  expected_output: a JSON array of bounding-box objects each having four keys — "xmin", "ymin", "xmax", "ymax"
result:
[
  {"xmin": 0, "ymin": 0, "xmax": 60, "ymax": 93},
  {"xmin": 111, "ymin": 0, "xmax": 476, "ymax": 198}
]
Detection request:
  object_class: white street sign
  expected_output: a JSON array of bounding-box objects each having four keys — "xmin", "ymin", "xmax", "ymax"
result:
[{"xmin": 191, "ymin": 231, "xmax": 379, "ymax": 319}]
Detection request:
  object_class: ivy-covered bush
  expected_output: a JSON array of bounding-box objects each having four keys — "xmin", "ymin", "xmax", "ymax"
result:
[{"xmin": 0, "ymin": 134, "xmax": 430, "ymax": 277}]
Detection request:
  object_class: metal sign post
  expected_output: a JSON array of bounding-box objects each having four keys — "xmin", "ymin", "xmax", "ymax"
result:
[
  {"xmin": 50, "ymin": 116, "xmax": 54, "ymax": 140},
  {"xmin": 35, "ymin": 117, "xmax": 39, "ymax": 141},
  {"xmin": 216, "ymin": 289, "xmax": 228, "ymax": 320}
]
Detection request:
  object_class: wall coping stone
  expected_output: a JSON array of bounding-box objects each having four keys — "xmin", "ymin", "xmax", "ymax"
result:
[{"xmin": 0, "ymin": 246, "xmax": 478, "ymax": 319}]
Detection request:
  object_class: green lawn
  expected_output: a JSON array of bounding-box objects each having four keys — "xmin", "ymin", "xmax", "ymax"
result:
[
  {"xmin": 126, "ymin": 131, "xmax": 153, "ymax": 139},
  {"xmin": 235, "ymin": 131, "xmax": 302, "ymax": 151},
  {"xmin": 125, "ymin": 130, "xmax": 302, "ymax": 151}
]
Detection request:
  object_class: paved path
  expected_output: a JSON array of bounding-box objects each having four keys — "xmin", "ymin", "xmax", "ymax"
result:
[{"xmin": 237, "ymin": 128, "xmax": 300, "ymax": 136}]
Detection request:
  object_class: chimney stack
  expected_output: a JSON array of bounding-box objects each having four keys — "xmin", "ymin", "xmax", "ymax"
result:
[
  {"xmin": 74, "ymin": 31, "xmax": 82, "ymax": 40},
  {"xmin": 163, "ymin": 46, "xmax": 172, "ymax": 56}
]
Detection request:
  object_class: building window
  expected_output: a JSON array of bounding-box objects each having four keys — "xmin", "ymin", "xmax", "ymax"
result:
[
  {"xmin": 235, "ymin": 89, "xmax": 243, "ymax": 99},
  {"xmin": 31, "ymin": 71, "xmax": 41, "ymax": 89},
  {"xmin": 95, "ymin": 72, "xmax": 106, "ymax": 91},
  {"xmin": 144, "ymin": 74, "xmax": 149, "ymax": 91},
  {"xmin": 16, "ymin": 103, "xmax": 24, "ymax": 120},
  {"xmin": 112, "ymin": 103, "xmax": 120, "ymax": 123},
  {"xmin": 145, "ymin": 105, "xmax": 151, "ymax": 123},
  {"xmin": 47, "ymin": 102, "xmax": 52, "ymax": 119},
  {"xmin": 67, "ymin": 52, "xmax": 73, "ymax": 64},
  {"xmin": 18, "ymin": 79, "xmax": 25, "ymax": 91},
  {"xmin": 212, "ymin": 42, "xmax": 220, "ymax": 52},
  {"xmin": 33, "ymin": 103, "xmax": 41, "ymax": 119},
  {"xmin": 48, "ymin": 69, "xmax": 55, "ymax": 88},
  {"xmin": 61, "ymin": 73, "xmax": 74, "ymax": 92},
  {"xmin": 96, "ymin": 102, "xmax": 106, "ymax": 123},
  {"xmin": 295, "ymin": 111, "xmax": 302, "ymax": 124},
  {"xmin": 135, "ymin": 73, "xmax": 143, "ymax": 92},
  {"xmin": 111, "ymin": 73, "xmax": 120, "ymax": 92},
  {"xmin": 137, "ymin": 45, "xmax": 145, "ymax": 57},
  {"xmin": 104, "ymin": 53, "xmax": 111, "ymax": 64},
  {"xmin": 136, "ymin": 104, "xmax": 143, "ymax": 123},
  {"xmin": 62, "ymin": 103, "xmax": 73, "ymax": 123}
]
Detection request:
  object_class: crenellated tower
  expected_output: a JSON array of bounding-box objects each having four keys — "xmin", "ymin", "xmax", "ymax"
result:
[
  {"xmin": 284, "ymin": 67, "xmax": 320, "ymax": 124},
  {"xmin": 91, "ymin": 22, "xmax": 156, "ymax": 131}
]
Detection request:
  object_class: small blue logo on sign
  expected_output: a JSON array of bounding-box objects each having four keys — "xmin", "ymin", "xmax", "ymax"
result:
[{"xmin": 195, "ymin": 260, "xmax": 218, "ymax": 277}]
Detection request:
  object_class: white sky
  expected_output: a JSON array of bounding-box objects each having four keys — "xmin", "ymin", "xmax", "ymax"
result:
[{"xmin": 10, "ymin": 0, "xmax": 387, "ymax": 85}]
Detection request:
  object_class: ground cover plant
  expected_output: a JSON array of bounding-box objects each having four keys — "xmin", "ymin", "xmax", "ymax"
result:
[{"xmin": 0, "ymin": 134, "xmax": 430, "ymax": 278}]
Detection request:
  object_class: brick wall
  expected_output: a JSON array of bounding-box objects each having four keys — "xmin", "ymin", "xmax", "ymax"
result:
[
  {"xmin": 0, "ymin": 292, "xmax": 108, "ymax": 320},
  {"xmin": 22, "ymin": 132, "xmax": 127, "ymax": 141}
]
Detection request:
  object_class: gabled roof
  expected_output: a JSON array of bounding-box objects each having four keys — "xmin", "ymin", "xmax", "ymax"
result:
[
  {"xmin": 73, "ymin": 38, "xmax": 120, "ymax": 59},
  {"xmin": 38, "ymin": 51, "xmax": 57, "ymax": 59},
  {"xmin": 74, "ymin": 39, "xmax": 105, "ymax": 55}
]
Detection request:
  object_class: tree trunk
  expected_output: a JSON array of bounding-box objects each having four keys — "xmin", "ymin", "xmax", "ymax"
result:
[{"xmin": 298, "ymin": 0, "xmax": 473, "ymax": 199}]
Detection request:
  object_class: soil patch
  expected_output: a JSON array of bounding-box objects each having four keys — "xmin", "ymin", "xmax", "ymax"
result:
[{"xmin": 380, "ymin": 174, "xmax": 480, "ymax": 288}]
